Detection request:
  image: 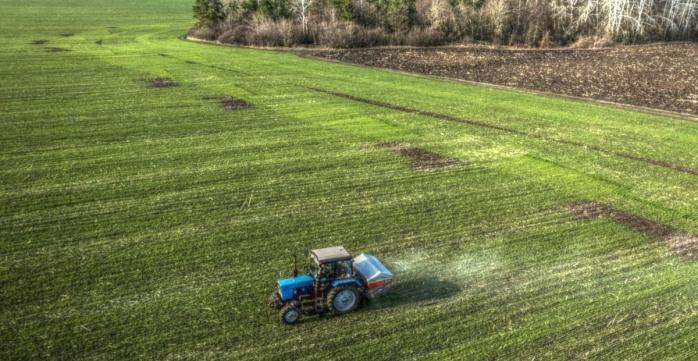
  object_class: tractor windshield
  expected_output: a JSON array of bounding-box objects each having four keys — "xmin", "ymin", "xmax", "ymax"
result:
[
  {"xmin": 308, "ymin": 254, "xmax": 353, "ymax": 279},
  {"xmin": 334, "ymin": 260, "xmax": 352, "ymax": 278}
]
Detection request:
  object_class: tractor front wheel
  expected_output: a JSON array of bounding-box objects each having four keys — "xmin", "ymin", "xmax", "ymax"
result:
[
  {"xmin": 327, "ymin": 286, "xmax": 360, "ymax": 315},
  {"xmin": 279, "ymin": 304, "xmax": 300, "ymax": 325}
]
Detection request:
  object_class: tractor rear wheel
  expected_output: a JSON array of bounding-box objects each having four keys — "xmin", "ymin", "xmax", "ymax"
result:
[
  {"xmin": 279, "ymin": 304, "xmax": 300, "ymax": 325},
  {"xmin": 326, "ymin": 286, "xmax": 359, "ymax": 315}
]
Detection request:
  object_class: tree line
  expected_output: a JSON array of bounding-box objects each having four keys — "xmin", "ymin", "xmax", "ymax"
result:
[{"xmin": 191, "ymin": 0, "xmax": 698, "ymax": 47}]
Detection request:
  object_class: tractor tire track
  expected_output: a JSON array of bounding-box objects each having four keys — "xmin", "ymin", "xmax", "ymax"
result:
[
  {"xmin": 305, "ymin": 87, "xmax": 698, "ymax": 177},
  {"xmin": 156, "ymin": 52, "xmax": 250, "ymax": 76}
]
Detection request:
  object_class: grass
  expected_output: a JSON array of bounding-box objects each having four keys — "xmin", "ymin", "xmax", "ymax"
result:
[{"xmin": 1, "ymin": 0, "xmax": 697, "ymax": 359}]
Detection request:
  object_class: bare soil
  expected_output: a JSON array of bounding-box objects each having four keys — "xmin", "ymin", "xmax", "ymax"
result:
[
  {"xmin": 309, "ymin": 43, "xmax": 698, "ymax": 116},
  {"xmin": 219, "ymin": 96, "xmax": 251, "ymax": 110},
  {"xmin": 567, "ymin": 201, "xmax": 696, "ymax": 259},
  {"xmin": 147, "ymin": 78, "xmax": 178, "ymax": 88},
  {"xmin": 31, "ymin": 40, "xmax": 48, "ymax": 45},
  {"xmin": 376, "ymin": 142, "xmax": 463, "ymax": 171}
]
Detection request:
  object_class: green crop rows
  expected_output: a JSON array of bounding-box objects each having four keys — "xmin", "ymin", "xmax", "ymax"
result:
[{"xmin": 1, "ymin": 0, "xmax": 696, "ymax": 359}]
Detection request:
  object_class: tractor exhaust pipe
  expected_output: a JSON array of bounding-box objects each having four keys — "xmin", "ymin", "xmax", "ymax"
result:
[{"xmin": 292, "ymin": 254, "xmax": 298, "ymax": 277}]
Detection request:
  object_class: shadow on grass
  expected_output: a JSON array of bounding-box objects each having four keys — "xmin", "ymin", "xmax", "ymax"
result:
[{"xmin": 367, "ymin": 276, "xmax": 460, "ymax": 309}]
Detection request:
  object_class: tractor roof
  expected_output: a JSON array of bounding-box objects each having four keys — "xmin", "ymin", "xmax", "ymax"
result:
[{"xmin": 311, "ymin": 246, "xmax": 352, "ymax": 264}]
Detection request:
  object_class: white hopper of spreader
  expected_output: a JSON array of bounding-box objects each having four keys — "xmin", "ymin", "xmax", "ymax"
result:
[{"xmin": 353, "ymin": 253, "xmax": 394, "ymax": 297}]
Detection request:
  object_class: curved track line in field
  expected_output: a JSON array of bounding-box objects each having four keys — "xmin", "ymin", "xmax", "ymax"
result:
[
  {"xmin": 156, "ymin": 52, "xmax": 250, "ymax": 76},
  {"xmin": 305, "ymin": 87, "xmax": 698, "ymax": 177}
]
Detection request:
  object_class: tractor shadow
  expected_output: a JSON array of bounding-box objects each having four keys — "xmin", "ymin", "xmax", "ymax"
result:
[{"xmin": 366, "ymin": 276, "xmax": 460, "ymax": 309}]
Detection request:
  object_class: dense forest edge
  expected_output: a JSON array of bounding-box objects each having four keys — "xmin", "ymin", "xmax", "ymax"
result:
[{"xmin": 189, "ymin": 0, "xmax": 698, "ymax": 47}]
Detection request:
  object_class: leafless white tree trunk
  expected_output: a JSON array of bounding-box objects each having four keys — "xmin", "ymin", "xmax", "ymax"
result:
[
  {"xmin": 291, "ymin": 0, "xmax": 314, "ymax": 33},
  {"xmin": 548, "ymin": 0, "xmax": 698, "ymax": 40}
]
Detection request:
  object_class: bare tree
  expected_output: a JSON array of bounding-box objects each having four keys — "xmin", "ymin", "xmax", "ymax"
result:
[{"xmin": 291, "ymin": 0, "xmax": 314, "ymax": 33}]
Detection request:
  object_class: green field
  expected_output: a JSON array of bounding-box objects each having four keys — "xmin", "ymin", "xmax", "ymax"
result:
[{"xmin": 1, "ymin": 1, "xmax": 697, "ymax": 359}]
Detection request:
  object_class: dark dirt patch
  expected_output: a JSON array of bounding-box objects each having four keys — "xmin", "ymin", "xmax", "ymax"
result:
[
  {"xmin": 96, "ymin": 39, "xmax": 103, "ymax": 45},
  {"xmin": 46, "ymin": 47, "xmax": 70, "ymax": 52},
  {"xmin": 567, "ymin": 201, "xmax": 696, "ymax": 260},
  {"xmin": 202, "ymin": 95, "xmax": 252, "ymax": 110},
  {"xmin": 568, "ymin": 201, "xmax": 674, "ymax": 237},
  {"xmin": 376, "ymin": 142, "xmax": 463, "ymax": 171},
  {"xmin": 308, "ymin": 87, "xmax": 698, "ymax": 177},
  {"xmin": 309, "ymin": 43, "xmax": 698, "ymax": 116},
  {"xmin": 60, "ymin": 32, "xmax": 74, "ymax": 37},
  {"xmin": 219, "ymin": 96, "xmax": 251, "ymax": 110},
  {"xmin": 31, "ymin": 40, "xmax": 48, "ymax": 45},
  {"xmin": 146, "ymin": 78, "xmax": 178, "ymax": 88}
]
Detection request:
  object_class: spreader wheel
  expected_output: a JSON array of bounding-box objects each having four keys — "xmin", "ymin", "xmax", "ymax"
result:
[
  {"xmin": 279, "ymin": 304, "xmax": 300, "ymax": 325},
  {"xmin": 326, "ymin": 286, "xmax": 360, "ymax": 315}
]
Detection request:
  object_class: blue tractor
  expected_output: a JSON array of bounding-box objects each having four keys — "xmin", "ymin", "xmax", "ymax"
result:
[{"xmin": 269, "ymin": 246, "xmax": 393, "ymax": 325}]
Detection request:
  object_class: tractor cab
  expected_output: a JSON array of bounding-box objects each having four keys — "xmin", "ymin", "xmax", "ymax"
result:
[
  {"xmin": 270, "ymin": 246, "xmax": 393, "ymax": 325},
  {"xmin": 308, "ymin": 246, "xmax": 354, "ymax": 281}
]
